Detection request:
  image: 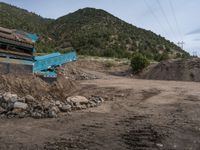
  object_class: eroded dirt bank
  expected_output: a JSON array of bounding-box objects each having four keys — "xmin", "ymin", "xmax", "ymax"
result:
[{"xmin": 0, "ymin": 75, "xmax": 200, "ymax": 150}]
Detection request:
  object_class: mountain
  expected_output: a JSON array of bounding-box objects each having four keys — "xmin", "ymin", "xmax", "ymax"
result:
[
  {"xmin": 0, "ymin": 2, "xmax": 52, "ymax": 35},
  {"xmin": 0, "ymin": 2, "xmax": 189, "ymax": 60}
]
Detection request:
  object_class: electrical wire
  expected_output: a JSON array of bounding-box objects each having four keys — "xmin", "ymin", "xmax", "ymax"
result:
[
  {"xmin": 156, "ymin": 0, "xmax": 177, "ymax": 38},
  {"xmin": 143, "ymin": 0, "xmax": 167, "ymax": 36},
  {"xmin": 168, "ymin": 0, "xmax": 183, "ymax": 41}
]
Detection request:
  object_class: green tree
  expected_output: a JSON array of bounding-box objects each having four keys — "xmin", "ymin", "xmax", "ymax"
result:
[{"xmin": 130, "ymin": 53, "xmax": 150, "ymax": 73}]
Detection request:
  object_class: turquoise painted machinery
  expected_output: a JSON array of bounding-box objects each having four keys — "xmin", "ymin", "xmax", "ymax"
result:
[
  {"xmin": 34, "ymin": 52, "xmax": 77, "ymax": 77},
  {"xmin": 0, "ymin": 26, "xmax": 77, "ymax": 78}
]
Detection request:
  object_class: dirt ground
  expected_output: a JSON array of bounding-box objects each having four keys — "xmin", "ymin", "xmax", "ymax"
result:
[{"xmin": 0, "ymin": 59, "xmax": 200, "ymax": 150}]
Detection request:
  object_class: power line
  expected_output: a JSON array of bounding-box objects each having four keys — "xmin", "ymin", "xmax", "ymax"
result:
[
  {"xmin": 156, "ymin": 0, "xmax": 177, "ymax": 38},
  {"xmin": 143, "ymin": 0, "xmax": 167, "ymax": 35},
  {"xmin": 168, "ymin": 0, "xmax": 183, "ymax": 41}
]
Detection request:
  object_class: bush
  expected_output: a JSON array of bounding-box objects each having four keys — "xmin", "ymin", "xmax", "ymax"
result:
[{"xmin": 130, "ymin": 53, "xmax": 150, "ymax": 73}]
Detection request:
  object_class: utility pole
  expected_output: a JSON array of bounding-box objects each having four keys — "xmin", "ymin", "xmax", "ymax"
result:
[{"xmin": 177, "ymin": 41, "xmax": 185, "ymax": 50}]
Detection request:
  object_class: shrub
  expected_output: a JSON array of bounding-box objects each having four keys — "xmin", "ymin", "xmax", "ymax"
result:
[
  {"xmin": 130, "ymin": 53, "xmax": 150, "ymax": 73},
  {"xmin": 159, "ymin": 52, "xmax": 170, "ymax": 61}
]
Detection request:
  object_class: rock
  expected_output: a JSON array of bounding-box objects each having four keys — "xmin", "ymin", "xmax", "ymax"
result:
[
  {"xmin": 0, "ymin": 95, "xmax": 3, "ymax": 100},
  {"xmin": 79, "ymin": 105, "xmax": 87, "ymax": 110},
  {"xmin": 14, "ymin": 102, "xmax": 28, "ymax": 110},
  {"xmin": 42, "ymin": 101, "xmax": 52, "ymax": 109},
  {"xmin": 88, "ymin": 101, "xmax": 97, "ymax": 107},
  {"xmin": 55, "ymin": 101, "xmax": 61, "ymax": 106},
  {"xmin": 89, "ymin": 96, "xmax": 104, "ymax": 104},
  {"xmin": 31, "ymin": 112, "xmax": 43, "ymax": 119},
  {"xmin": 1, "ymin": 102, "xmax": 14, "ymax": 110},
  {"xmin": 25, "ymin": 95, "xmax": 35, "ymax": 103},
  {"xmin": 12, "ymin": 108, "xmax": 26, "ymax": 115},
  {"xmin": 51, "ymin": 106, "xmax": 60, "ymax": 113},
  {"xmin": 0, "ymin": 106, "xmax": 5, "ymax": 112},
  {"xmin": 3, "ymin": 92, "xmax": 18, "ymax": 102},
  {"xmin": 18, "ymin": 97, "xmax": 26, "ymax": 103},
  {"xmin": 67, "ymin": 96, "xmax": 89, "ymax": 105},
  {"xmin": 156, "ymin": 143, "xmax": 163, "ymax": 148},
  {"xmin": 48, "ymin": 110, "xmax": 57, "ymax": 118},
  {"xmin": 18, "ymin": 112, "xmax": 27, "ymax": 118},
  {"xmin": 60, "ymin": 104, "xmax": 71, "ymax": 112},
  {"xmin": 2, "ymin": 92, "xmax": 12, "ymax": 101}
]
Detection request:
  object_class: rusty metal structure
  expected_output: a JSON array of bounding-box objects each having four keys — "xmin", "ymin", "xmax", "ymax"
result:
[{"xmin": 0, "ymin": 27, "xmax": 76, "ymax": 77}]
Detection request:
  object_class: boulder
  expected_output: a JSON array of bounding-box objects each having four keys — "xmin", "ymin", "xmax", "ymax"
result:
[
  {"xmin": 25, "ymin": 95, "xmax": 35, "ymax": 103},
  {"xmin": 60, "ymin": 104, "xmax": 71, "ymax": 112},
  {"xmin": 67, "ymin": 96, "xmax": 89, "ymax": 105},
  {"xmin": 13, "ymin": 102, "xmax": 28, "ymax": 110},
  {"xmin": 3, "ymin": 92, "xmax": 18, "ymax": 102}
]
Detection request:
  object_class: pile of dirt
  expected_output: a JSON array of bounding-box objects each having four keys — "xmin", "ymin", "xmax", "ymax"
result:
[
  {"xmin": 0, "ymin": 74, "xmax": 77, "ymax": 100},
  {"xmin": 140, "ymin": 58, "xmax": 200, "ymax": 82},
  {"xmin": 0, "ymin": 74, "xmax": 105, "ymax": 118},
  {"xmin": 59, "ymin": 61, "xmax": 99, "ymax": 80}
]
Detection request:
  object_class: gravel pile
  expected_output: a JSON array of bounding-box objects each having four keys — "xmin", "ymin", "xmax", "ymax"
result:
[{"xmin": 0, "ymin": 92, "xmax": 104, "ymax": 119}]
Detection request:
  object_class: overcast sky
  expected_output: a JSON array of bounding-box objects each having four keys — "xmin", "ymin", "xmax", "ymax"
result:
[{"xmin": 1, "ymin": 0, "xmax": 200, "ymax": 56}]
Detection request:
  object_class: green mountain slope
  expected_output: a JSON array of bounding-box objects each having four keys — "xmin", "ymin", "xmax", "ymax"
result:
[
  {"xmin": 0, "ymin": 2, "xmax": 52, "ymax": 35},
  {"xmin": 0, "ymin": 2, "xmax": 189, "ymax": 60}
]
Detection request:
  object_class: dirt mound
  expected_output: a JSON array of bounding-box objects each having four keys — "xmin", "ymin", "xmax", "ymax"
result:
[
  {"xmin": 59, "ymin": 61, "xmax": 99, "ymax": 80},
  {"xmin": 140, "ymin": 58, "xmax": 200, "ymax": 82},
  {"xmin": 0, "ymin": 74, "xmax": 77, "ymax": 100}
]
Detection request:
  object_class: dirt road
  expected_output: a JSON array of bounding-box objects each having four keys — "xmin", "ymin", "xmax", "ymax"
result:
[{"xmin": 0, "ymin": 73, "xmax": 200, "ymax": 150}]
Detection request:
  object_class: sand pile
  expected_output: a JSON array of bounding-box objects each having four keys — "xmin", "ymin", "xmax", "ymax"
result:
[{"xmin": 140, "ymin": 58, "xmax": 200, "ymax": 82}]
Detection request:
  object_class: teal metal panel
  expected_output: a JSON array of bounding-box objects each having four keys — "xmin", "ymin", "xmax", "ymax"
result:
[
  {"xmin": 34, "ymin": 52, "xmax": 61, "ymax": 61},
  {"xmin": 33, "ymin": 51, "xmax": 77, "ymax": 76}
]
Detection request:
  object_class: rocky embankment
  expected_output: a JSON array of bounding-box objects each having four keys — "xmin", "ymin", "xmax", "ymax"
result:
[{"xmin": 0, "ymin": 92, "xmax": 104, "ymax": 119}]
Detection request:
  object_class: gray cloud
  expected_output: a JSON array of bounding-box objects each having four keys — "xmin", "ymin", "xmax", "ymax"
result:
[
  {"xmin": 186, "ymin": 28, "xmax": 200, "ymax": 35},
  {"xmin": 193, "ymin": 38, "xmax": 200, "ymax": 41}
]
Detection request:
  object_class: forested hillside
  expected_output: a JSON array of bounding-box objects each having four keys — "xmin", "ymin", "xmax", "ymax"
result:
[{"xmin": 0, "ymin": 2, "xmax": 189, "ymax": 60}]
